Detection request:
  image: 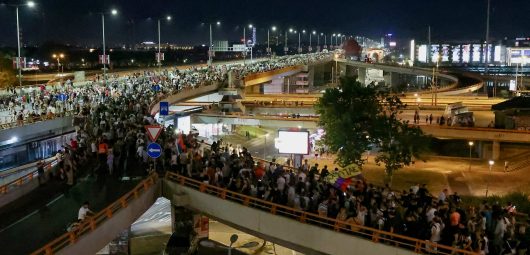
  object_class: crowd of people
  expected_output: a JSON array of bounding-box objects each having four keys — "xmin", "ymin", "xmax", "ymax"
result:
[
  {"xmin": 173, "ymin": 138, "xmax": 529, "ymax": 254},
  {"xmin": 15, "ymin": 51, "xmax": 528, "ymax": 254}
]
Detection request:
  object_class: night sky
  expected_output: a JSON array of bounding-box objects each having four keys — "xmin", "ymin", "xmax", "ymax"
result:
[{"xmin": 0, "ymin": 0, "xmax": 529, "ymax": 47}]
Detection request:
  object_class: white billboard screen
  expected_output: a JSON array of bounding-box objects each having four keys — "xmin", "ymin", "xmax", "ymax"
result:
[
  {"xmin": 277, "ymin": 131, "xmax": 309, "ymax": 155},
  {"xmin": 462, "ymin": 45, "xmax": 471, "ymax": 63},
  {"xmin": 418, "ymin": 45, "xmax": 427, "ymax": 63},
  {"xmin": 177, "ymin": 116, "xmax": 191, "ymax": 134}
]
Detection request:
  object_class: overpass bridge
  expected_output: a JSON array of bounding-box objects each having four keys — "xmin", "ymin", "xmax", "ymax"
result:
[
  {"xmin": 30, "ymin": 172, "xmax": 476, "ymax": 255},
  {"xmin": 193, "ymin": 113, "xmax": 530, "ymax": 160}
]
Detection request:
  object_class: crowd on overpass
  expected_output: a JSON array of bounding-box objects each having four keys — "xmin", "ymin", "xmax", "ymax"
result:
[
  {"xmin": 178, "ymin": 140, "xmax": 529, "ymax": 254},
  {"xmin": 0, "ymin": 53, "xmax": 331, "ymax": 127},
  {"xmin": 11, "ymin": 53, "xmax": 332, "ymax": 230}
]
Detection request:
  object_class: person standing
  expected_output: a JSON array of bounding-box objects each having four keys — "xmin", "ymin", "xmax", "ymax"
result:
[
  {"xmin": 37, "ymin": 160, "xmax": 46, "ymax": 185},
  {"xmin": 78, "ymin": 201, "xmax": 94, "ymax": 221}
]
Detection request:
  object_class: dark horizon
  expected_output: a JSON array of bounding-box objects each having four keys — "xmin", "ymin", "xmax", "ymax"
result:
[{"xmin": 0, "ymin": 0, "xmax": 529, "ymax": 47}]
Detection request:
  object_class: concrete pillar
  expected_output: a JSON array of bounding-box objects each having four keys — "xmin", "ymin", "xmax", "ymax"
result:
[
  {"xmin": 492, "ymin": 141, "xmax": 501, "ymax": 161},
  {"xmin": 357, "ymin": 67, "xmax": 366, "ymax": 85},
  {"xmin": 383, "ymin": 72, "xmax": 400, "ymax": 90}
]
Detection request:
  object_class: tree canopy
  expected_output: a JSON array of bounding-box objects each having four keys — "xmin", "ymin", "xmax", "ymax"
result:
[
  {"xmin": 315, "ymin": 77, "xmax": 430, "ymax": 177},
  {"xmin": 0, "ymin": 51, "xmax": 15, "ymax": 88}
]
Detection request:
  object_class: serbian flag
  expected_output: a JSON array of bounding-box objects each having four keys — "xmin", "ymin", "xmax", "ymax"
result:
[
  {"xmin": 177, "ymin": 134, "xmax": 186, "ymax": 153},
  {"xmin": 334, "ymin": 177, "xmax": 353, "ymax": 192}
]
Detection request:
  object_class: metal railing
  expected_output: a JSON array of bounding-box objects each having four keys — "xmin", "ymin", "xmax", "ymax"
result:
[
  {"xmin": 0, "ymin": 158, "xmax": 57, "ymax": 195},
  {"xmin": 166, "ymin": 172, "xmax": 478, "ymax": 255},
  {"xmin": 0, "ymin": 110, "xmax": 76, "ymax": 130},
  {"xmin": 30, "ymin": 173, "xmax": 158, "ymax": 255}
]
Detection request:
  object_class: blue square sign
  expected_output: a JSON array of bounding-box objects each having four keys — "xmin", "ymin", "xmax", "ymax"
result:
[{"xmin": 160, "ymin": 101, "xmax": 169, "ymax": 116}]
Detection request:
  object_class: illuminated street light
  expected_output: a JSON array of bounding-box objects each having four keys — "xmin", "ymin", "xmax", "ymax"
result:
[
  {"xmin": 485, "ymin": 160, "xmax": 494, "ymax": 197},
  {"xmin": 208, "ymin": 20, "xmax": 222, "ymax": 65},
  {"xmin": 468, "ymin": 141, "xmax": 474, "ymax": 171},
  {"xmin": 158, "ymin": 15, "xmax": 172, "ymax": 70},
  {"xmin": 8, "ymin": 1, "xmax": 37, "ymax": 89},
  {"xmin": 100, "ymin": 8, "xmax": 118, "ymax": 86},
  {"xmin": 52, "ymin": 53, "xmax": 65, "ymax": 75}
]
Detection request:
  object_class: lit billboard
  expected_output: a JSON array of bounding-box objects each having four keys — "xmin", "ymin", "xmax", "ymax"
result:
[
  {"xmin": 418, "ymin": 45, "xmax": 428, "ymax": 63},
  {"xmin": 472, "ymin": 44, "xmax": 482, "ymax": 62},
  {"xmin": 276, "ymin": 130, "xmax": 310, "ymax": 155}
]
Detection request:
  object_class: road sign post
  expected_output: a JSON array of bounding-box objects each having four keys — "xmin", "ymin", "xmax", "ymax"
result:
[
  {"xmin": 160, "ymin": 101, "xmax": 169, "ymax": 116},
  {"xmin": 145, "ymin": 125, "xmax": 163, "ymax": 142},
  {"xmin": 147, "ymin": 142, "xmax": 162, "ymax": 172}
]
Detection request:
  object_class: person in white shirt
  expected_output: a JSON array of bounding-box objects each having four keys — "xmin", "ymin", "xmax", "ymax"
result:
[
  {"xmin": 78, "ymin": 201, "xmax": 94, "ymax": 221},
  {"xmin": 276, "ymin": 176, "xmax": 286, "ymax": 192}
]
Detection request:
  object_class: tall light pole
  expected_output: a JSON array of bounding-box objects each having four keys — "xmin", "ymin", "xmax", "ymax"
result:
[
  {"xmin": 485, "ymin": 0, "xmax": 491, "ymax": 75},
  {"xmin": 52, "ymin": 53, "xmax": 64, "ymax": 76},
  {"xmin": 332, "ymin": 34, "xmax": 336, "ymax": 49},
  {"xmin": 309, "ymin": 30, "xmax": 316, "ymax": 52},
  {"xmin": 298, "ymin": 30, "xmax": 302, "ymax": 54},
  {"xmin": 157, "ymin": 15, "xmax": 171, "ymax": 71},
  {"xmin": 268, "ymin": 26, "xmax": 276, "ymax": 59},
  {"xmin": 9, "ymin": 1, "xmax": 36, "ymax": 89},
  {"xmin": 468, "ymin": 141, "xmax": 474, "ymax": 171},
  {"xmin": 485, "ymin": 160, "xmax": 494, "ymax": 197},
  {"xmin": 263, "ymin": 133, "xmax": 269, "ymax": 158},
  {"xmin": 101, "ymin": 9, "xmax": 118, "ymax": 86},
  {"xmin": 208, "ymin": 21, "xmax": 221, "ymax": 66}
]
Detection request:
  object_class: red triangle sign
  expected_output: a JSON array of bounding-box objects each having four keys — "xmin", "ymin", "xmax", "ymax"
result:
[{"xmin": 145, "ymin": 125, "xmax": 163, "ymax": 142}]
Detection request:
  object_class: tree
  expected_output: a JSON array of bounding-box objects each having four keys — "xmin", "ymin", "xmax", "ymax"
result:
[
  {"xmin": 315, "ymin": 77, "xmax": 430, "ymax": 183},
  {"xmin": 0, "ymin": 52, "xmax": 16, "ymax": 88}
]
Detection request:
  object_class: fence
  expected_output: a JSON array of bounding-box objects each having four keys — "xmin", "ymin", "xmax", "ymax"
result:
[
  {"xmin": 30, "ymin": 173, "xmax": 158, "ymax": 255},
  {"xmin": 166, "ymin": 172, "xmax": 478, "ymax": 255}
]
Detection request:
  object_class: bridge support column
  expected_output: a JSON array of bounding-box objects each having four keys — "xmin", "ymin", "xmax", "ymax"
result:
[
  {"xmin": 492, "ymin": 141, "xmax": 501, "ymax": 161},
  {"xmin": 384, "ymin": 72, "xmax": 400, "ymax": 90},
  {"xmin": 357, "ymin": 67, "xmax": 366, "ymax": 85}
]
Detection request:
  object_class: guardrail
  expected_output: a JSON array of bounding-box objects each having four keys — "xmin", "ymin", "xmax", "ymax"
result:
[
  {"xmin": 0, "ymin": 158, "xmax": 57, "ymax": 195},
  {"xmin": 30, "ymin": 173, "xmax": 158, "ymax": 255},
  {"xmin": 166, "ymin": 172, "xmax": 478, "ymax": 255},
  {"xmin": 0, "ymin": 110, "xmax": 76, "ymax": 130}
]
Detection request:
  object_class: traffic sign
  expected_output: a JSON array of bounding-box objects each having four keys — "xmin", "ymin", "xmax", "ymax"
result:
[
  {"xmin": 147, "ymin": 143, "xmax": 162, "ymax": 158},
  {"xmin": 160, "ymin": 101, "xmax": 169, "ymax": 116},
  {"xmin": 145, "ymin": 125, "xmax": 163, "ymax": 142},
  {"xmin": 57, "ymin": 94, "xmax": 68, "ymax": 102}
]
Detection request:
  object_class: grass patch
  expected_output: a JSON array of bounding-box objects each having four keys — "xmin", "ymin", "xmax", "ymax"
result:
[{"xmin": 234, "ymin": 126, "xmax": 268, "ymax": 139}]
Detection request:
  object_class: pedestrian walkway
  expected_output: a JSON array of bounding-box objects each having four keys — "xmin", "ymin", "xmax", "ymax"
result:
[{"xmin": 0, "ymin": 158, "xmax": 145, "ymax": 255}]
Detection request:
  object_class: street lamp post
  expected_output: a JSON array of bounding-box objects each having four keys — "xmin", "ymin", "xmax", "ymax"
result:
[
  {"xmin": 157, "ymin": 15, "xmax": 171, "ymax": 71},
  {"xmin": 208, "ymin": 21, "xmax": 221, "ymax": 66},
  {"xmin": 101, "ymin": 9, "xmax": 118, "ymax": 86},
  {"xmin": 468, "ymin": 141, "xmax": 474, "ymax": 171},
  {"xmin": 268, "ymin": 26, "xmax": 276, "ymax": 59},
  {"xmin": 298, "ymin": 31, "xmax": 302, "ymax": 54},
  {"xmin": 263, "ymin": 133, "xmax": 269, "ymax": 158},
  {"xmin": 10, "ymin": 1, "xmax": 36, "ymax": 89},
  {"xmin": 309, "ymin": 31, "xmax": 316, "ymax": 52},
  {"xmin": 485, "ymin": 160, "xmax": 494, "ymax": 197},
  {"xmin": 52, "ymin": 53, "xmax": 64, "ymax": 76}
]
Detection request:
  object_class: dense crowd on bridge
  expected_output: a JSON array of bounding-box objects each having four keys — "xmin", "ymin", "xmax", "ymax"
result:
[
  {"xmin": 175, "ymin": 139, "xmax": 529, "ymax": 254},
  {"xmin": 0, "ymin": 53, "xmax": 331, "ymax": 127}
]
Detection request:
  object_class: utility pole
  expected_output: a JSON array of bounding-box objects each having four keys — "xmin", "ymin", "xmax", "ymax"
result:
[{"xmin": 484, "ymin": 0, "xmax": 491, "ymax": 94}]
